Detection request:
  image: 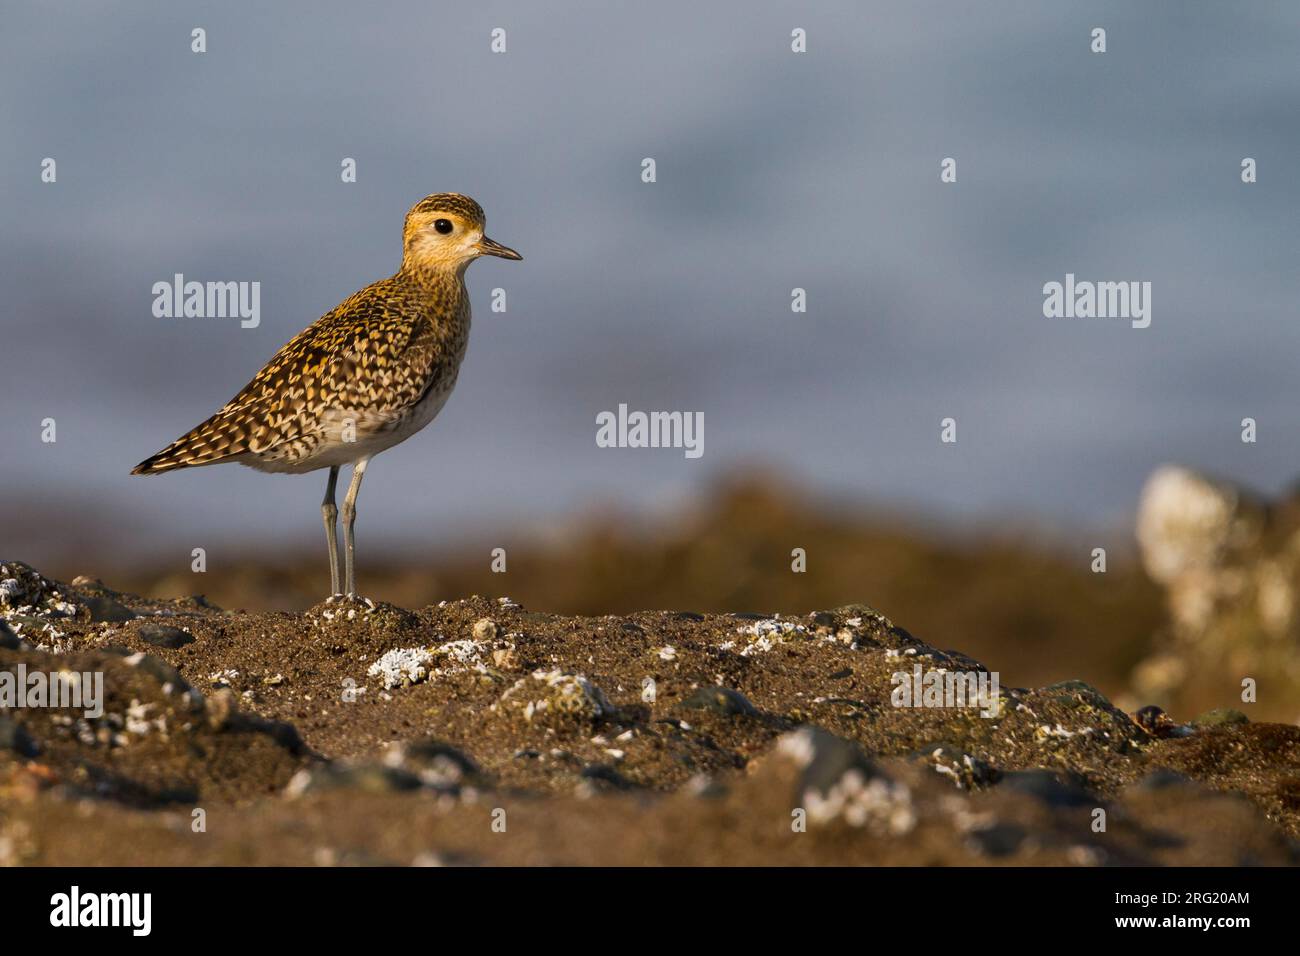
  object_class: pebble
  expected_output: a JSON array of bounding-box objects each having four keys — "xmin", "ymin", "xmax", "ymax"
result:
[
  {"xmin": 1134, "ymin": 704, "xmax": 1194, "ymax": 738},
  {"xmin": 137, "ymin": 623, "xmax": 194, "ymax": 649},
  {"xmin": 678, "ymin": 685, "xmax": 758, "ymax": 717}
]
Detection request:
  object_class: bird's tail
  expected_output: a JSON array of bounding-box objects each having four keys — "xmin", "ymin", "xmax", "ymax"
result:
[{"xmin": 131, "ymin": 410, "xmax": 248, "ymax": 475}]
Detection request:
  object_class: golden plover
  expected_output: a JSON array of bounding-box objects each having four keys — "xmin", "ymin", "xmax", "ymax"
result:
[{"xmin": 132, "ymin": 193, "xmax": 521, "ymax": 598}]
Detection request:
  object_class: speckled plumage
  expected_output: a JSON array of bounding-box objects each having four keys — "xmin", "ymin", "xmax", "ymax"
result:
[
  {"xmin": 133, "ymin": 193, "xmax": 503, "ymax": 476},
  {"xmin": 132, "ymin": 271, "xmax": 469, "ymax": 475},
  {"xmin": 132, "ymin": 193, "xmax": 521, "ymax": 598}
]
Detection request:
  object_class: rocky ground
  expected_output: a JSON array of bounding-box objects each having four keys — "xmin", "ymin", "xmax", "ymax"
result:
[{"xmin": 1, "ymin": 559, "xmax": 1297, "ymax": 866}]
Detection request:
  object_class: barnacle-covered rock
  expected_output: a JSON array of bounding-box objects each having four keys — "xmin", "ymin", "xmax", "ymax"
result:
[{"xmin": 494, "ymin": 668, "xmax": 613, "ymax": 725}]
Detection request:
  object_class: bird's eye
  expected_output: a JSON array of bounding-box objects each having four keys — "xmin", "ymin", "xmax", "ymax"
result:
[{"xmin": 434, "ymin": 219, "xmax": 453, "ymax": 234}]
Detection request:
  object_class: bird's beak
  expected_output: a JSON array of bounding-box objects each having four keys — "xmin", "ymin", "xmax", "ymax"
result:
[{"xmin": 478, "ymin": 236, "xmax": 522, "ymax": 260}]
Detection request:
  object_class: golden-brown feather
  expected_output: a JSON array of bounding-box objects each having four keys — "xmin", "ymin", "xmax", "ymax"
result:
[{"xmin": 132, "ymin": 192, "xmax": 504, "ymax": 478}]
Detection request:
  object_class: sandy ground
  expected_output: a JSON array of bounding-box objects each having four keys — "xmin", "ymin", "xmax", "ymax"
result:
[{"xmin": 1, "ymin": 560, "xmax": 1296, "ymax": 866}]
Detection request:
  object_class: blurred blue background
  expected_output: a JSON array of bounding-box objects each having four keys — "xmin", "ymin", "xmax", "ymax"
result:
[{"xmin": 3, "ymin": 1, "xmax": 1299, "ymax": 565}]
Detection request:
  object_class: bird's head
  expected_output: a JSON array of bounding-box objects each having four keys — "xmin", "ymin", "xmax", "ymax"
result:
[{"xmin": 402, "ymin": 193, "xmax": 522, "ymax": 274}]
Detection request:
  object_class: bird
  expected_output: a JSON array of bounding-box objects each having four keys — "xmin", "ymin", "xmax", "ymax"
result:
[{"xmin": 132, "ymin": 193, "xmax": 521, "ymax": 600}]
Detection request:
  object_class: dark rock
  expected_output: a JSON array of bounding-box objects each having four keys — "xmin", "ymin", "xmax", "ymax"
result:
[
  {"xmin": 137, "ymin": 624, "xmax": 194, "ymax": 649},
  {"xmin": 942, "ymin": 650, "xmax": 986, "ymax": 670},
  {"xmin": 770, "ymin": 728, "xmax": 917, "ymax": 832},
  {"xmin": 809, "ymin": 611, "xmax": 838, "ymax": 628},
  {"xmin": 966, "ymin": 822, "xmax": 1027, "ymax": 857},
  {"xmin": 579, "ymin": 763, "xmax": 638, "ymax": 791},
  {"xmin": 205, "ymin": 692, "xmax": 308, "ymax": 756},
  {"xmin": 1135, "ymin": 704, "xmax": 1194, "ymax": 738},
  {"xmin": 679, "ymin": 685, "xmax": 758, "ymax": 717},
  {"xmin": 1000, "ymin": 769, "xmax": 1098, "ymax": 808},
  {"xmin": 257, "ymin": 718, "xmax": 308, "ymax": 755},
  {"xmin": 832, "ymin": 603, "xmax": 887, "ymax": 621},
  {"xmin": 0, "ymin": 620, "xmax": 20, "ymax": 649},
  {"xmin": 83, "ymin": 595, "xmax": 135, "ymax": 623},
  {"xmin": 1043, "ymin": 679, "xmax": 1101, "ymax": 695},
  {"xmin": 1135, "ymin": 705, "xmax": 1168, "ymax": 733},
  {"xmin": 128, "ymin": 652, "xmax": 193, "ymax": 696},
  {"xmin": 0, "ymin": 716, "xmax": 40, "ymax": 757},
  {"xmin": 1042, "ymin": 680, "xmax": 1113, "ymax": 708},
  {"xmin": 793, "ymin": 726, "xmax": 881, "ymax": 796},
  {"xmin": 388, "ymin": 738, "xmax": 480, "ymax": 788}
]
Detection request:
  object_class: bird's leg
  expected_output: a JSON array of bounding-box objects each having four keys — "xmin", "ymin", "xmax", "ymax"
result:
[
  {"xmin": 341, "ymin": 457, "xmax": 369, "ymax": 598},
  {"xmin": 321, "ymin": 466, "xmax": 341, "ymax": 597}
]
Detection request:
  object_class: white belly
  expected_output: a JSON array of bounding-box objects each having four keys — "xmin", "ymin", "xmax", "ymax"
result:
[{"xmin": 244, "ymin": 374, "xmax": 459, "ymax": 475}]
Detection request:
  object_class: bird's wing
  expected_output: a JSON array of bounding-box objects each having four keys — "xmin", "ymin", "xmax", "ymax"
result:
[
  {"xmin": 311, "ymin": 293, "xmax": 445, "ymax": 423},
  {"xmin": 132, "ymin": 282, "xmax": 444, "ymax": 474}
]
